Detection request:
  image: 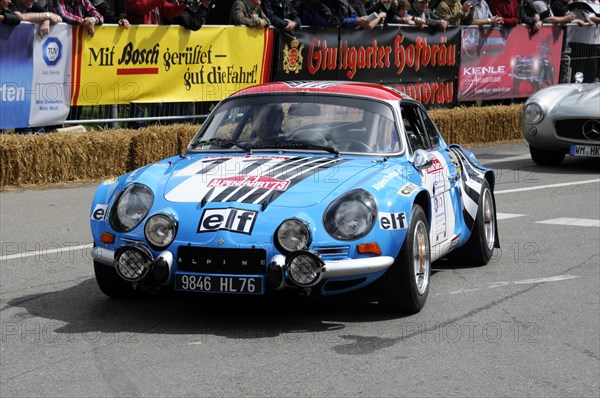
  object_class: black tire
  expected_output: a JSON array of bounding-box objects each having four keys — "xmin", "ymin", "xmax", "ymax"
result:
[
  {"xmin": 376, "ymin": 205, "xmax": 430, "ymax": 314},
  {"xmin": 447, "ymin": 180, "xmax": 496, "ymax": 266},
  {"xmin": 94, "ymin": 260, "xmax": 137, "ymax": 299},
  {"xmin": 529, "ymin": 145, "xmax": 565, "ymax": 166}
]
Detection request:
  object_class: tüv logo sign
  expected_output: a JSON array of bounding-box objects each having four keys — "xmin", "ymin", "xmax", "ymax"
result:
[{"xmin": 42, "ymin": 38, "xmax": 62, "ymax": 66}]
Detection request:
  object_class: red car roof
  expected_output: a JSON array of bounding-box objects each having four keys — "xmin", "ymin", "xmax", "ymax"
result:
[{"xmin": 231, "ymin": 81, "xmax": 410, "ymax": 101}]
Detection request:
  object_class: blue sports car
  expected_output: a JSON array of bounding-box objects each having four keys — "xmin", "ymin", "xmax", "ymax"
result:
[{"xmin": 90, "ymin": 81, "xmax": 499, "ymax": 313}]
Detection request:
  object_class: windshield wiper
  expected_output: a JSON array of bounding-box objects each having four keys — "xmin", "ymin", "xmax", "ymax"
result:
[
  {"xmin": 247, "ymin": 140, "xmax": 340, "ymax": 156},
  {"xmin": 190, "ymin": 138, "xmax": 249, "ymax": 152}
]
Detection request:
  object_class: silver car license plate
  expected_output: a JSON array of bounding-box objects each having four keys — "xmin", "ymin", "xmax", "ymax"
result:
[{"xmin": 570, "ymin": 145, "xmax": 600, "ymax": 157}]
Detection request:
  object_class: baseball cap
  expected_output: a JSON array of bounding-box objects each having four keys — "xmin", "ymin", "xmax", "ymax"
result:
[{"xmin": 568, "ymin": 0, "xmax": 600, "ymax": 16}]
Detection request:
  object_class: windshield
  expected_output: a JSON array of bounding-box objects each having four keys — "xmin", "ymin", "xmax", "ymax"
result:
[{"xmin": 188, "ymin": 95, "xmax": 402, "ymax": 155}]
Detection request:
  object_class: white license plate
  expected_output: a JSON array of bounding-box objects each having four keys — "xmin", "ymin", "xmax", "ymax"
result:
[
  {"xmin": 570, "ymin": 144, "xmax": 600, "ymax": 157},
  {"xmin": 175, "ymin": 273, "xmax": 263, "ymax": 294}
]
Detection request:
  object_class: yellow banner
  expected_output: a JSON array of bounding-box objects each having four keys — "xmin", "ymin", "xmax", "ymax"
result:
[{"xmin": 72, "ymin": 25, "xmax": 273, "ymax": 105}]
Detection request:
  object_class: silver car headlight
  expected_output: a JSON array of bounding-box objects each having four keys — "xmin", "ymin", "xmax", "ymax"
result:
[
  {"xmin": 523, "ymin": 102, "xmax": 544, "ymax": 124},
  {"xmin": 145, "ymin": 214, "xmax": 177, "ymax": 249},
  {"xmin": 109, "ymin": 183, "xmax": 154, "ymax": 232},
  {"xmin": 324, "ymin": 189, "xmax": 377, "ymax": 241},
  {"xmin": 275, "ymin": 219, "xmax": 311, "ymax": 253}
]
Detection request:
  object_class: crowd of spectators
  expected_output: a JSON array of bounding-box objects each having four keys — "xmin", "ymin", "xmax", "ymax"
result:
[
  {"xmin": 1, "ymin": 0, "xmax": 599, "ymax": 133},
  {"xmin": 3, "ymin": 0, "xmax": 596, "ymax": 31}
]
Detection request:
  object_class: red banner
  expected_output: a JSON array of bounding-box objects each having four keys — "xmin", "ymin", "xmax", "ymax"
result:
[{"xmin": 458, "ymin": 25, "xmax": 563, "ymax": 101}]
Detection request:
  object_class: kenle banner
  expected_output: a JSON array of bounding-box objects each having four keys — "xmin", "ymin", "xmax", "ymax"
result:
[{"xmin": 458, "ymin": 25, "xmax": 563, "ymax": 101}]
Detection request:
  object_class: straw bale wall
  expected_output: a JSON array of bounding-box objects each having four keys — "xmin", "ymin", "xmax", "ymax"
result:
[{"xmin": 0, "ymin": 105, "xmax": 522, "ymax": 188}]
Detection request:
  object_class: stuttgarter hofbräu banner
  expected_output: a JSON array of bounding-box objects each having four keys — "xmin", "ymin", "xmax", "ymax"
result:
[
  {"xmin": 274, "ymin": 26, "xmax": 461, "ymax": 106},
  {"xmin": 458, "ymin": 25, "xmax": 563, "ymax": 101},
  {"xmin": 0, "ymin": 23, "xmax": 71, "ymax": 129},
  {"xmin": 71, "ymin": 25, "xmax": 274, "ymax": 105}
]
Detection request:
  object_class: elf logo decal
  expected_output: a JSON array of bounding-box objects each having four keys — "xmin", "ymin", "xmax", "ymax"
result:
[
  {"xmin": 198, "ymin": 208, "xmax": 258, "ymax": 234},
  {"xmin": 379, "ymin": 212, "xmax": 407, "ymax": 230},
  {"xmin": 91, "ymin": 204, "xmax": 108, "ymax": 221}
]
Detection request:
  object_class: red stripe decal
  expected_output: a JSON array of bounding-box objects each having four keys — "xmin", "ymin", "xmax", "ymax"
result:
[
  {"xmin": 71, "ymin": 26, "xmax": 84, "ymax": 106},
  {"xmin": 116, "ymin": 68, "xmax": 159, "ymax": 75}
]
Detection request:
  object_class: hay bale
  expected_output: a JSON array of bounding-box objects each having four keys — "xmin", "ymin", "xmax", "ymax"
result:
[
  {"xmin": 0, "ymin": 130, "xmax": 136, "ymax": 186},
  {"xmin": 132, "ymin": 124, "xmax": 199, "ymax": 168},
  {"xmin": 0, "ymin": 106, "xmax": 523, "ymax": 188},
  {"xmin": 430, "ymin": 104, "xmax": 522, "ymax": 145}
]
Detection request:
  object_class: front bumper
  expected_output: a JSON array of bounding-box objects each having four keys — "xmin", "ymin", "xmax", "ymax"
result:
[{"xmin": 91, "ymin": 246, "xmax": 394, "ymax": 289}]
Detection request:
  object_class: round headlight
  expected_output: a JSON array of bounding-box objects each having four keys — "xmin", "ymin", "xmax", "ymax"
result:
[
  {"xmin": 109, "ymin": 184, "xmax": 154, "ymax": 232},
  {"xmin": 523, "ymin": 102, "xmax": 544, "ymax": 124},
  {"xmin": 275, "ymin": 219, "xmax": 310, "ymax": 253},
  {"xmin": 324, "ymin": 189, "xmax": 377, "ymax": 241},
  {"xmin": 145, "ymin": 214, "xmax": 177, "ymax": 249}
]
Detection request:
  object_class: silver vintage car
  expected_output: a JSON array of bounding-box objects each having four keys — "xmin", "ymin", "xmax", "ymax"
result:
[{"xmin": 521, "ymin": 73, "xmax": 600, "ymax": 165}]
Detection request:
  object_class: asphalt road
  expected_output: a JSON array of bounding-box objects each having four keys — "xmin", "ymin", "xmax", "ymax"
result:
[{"xmin": 1, "ymin": 141, "xmax": 599, "ymax": 397}]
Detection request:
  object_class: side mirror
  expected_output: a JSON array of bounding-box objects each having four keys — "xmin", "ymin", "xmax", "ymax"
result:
[
  {"xmin": 413, "ymin": 149, "xmax": 433, "ymax": 170},
  {"xmin": 574, "ymin": 72, "xmax": 584, "ymax": 84}
]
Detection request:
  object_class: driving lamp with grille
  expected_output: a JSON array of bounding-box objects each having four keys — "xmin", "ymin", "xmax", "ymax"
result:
[{"xmin": 285, "ymin": 251, "xmax": 324, "ymax": 287}]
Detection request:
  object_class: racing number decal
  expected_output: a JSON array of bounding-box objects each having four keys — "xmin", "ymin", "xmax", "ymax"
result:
[{"xmin": 420, "ymin": 152, "xmax": 456, "ymax": 247}]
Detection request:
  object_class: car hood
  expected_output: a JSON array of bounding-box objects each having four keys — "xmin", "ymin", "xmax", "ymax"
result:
[
  {"xmin": 161, "ymin": 154, "xmax": 384, "ymax": 207},
  {"xmin": 534, "ymin": 83, "xmax": 600, "ymax": 116}
]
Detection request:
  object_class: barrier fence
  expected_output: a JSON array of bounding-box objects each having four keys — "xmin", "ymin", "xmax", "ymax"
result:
[{"xmin": 0, "ymin": 22, "xmax": 598, "ymax": 131}]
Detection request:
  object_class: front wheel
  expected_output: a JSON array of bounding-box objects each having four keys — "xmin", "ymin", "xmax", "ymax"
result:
[
  {"xmin": 376, "ymin": 205, "xmax": 430, "ymax": 314},
  {"xmin": 94, "ymin": 261, "xmax": 138, "ymax": 299},
  {"xmin": 529, "ymin": 145, "xmax": 565, "ymax": 166},
  {"xmin": 448, "ymin": 179, "xmax": 496, "ymax": 266}
]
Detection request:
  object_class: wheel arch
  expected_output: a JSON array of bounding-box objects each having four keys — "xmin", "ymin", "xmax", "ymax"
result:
[{"xmin": 413, "ymin": 190, "xmax": 431, "ymax": 231}]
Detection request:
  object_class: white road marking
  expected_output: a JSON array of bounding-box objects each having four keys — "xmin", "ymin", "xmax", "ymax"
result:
[
  {"xmin": 496, "ymin": 213, "xmax": 526, "ymax": 220},
  {"xmin": 481, "ymin": 154, "xmax": 532, "ymax": 165},
  {"xmin": 513, "ymin": 275, "xmax": 582, "ymax": 284},
  {"xmin": 1, "ymin": 244, "xmax": 93, "ymax": 261},
  {"xmin": 448, "ymin": 274, "xmax": 580, "ymax": 294},
  {"xmin": 495, "ymin": 178, "xmax": 600, "ymax": 194},
  {"xmin": 536, "ymin": 218, "xmax": 600, "ymax": 228}
]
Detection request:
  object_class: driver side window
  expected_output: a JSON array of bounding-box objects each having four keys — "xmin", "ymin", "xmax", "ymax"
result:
[{"xmin": 401, "ymin": 103, "xmax": 431, "ymax": 152}]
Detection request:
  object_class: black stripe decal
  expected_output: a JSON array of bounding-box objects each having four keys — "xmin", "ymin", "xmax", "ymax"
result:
[
  {"xmin": 462, "ymin": 181, "xmax": 480, "ymax": 209},
  {"xmin": 204, "ymin": 156, "xmax": 345, "ymax": 204},
  {"xmin": 195, "ymin": 157, "xmax": 230, "ymax": 175},
  {"xmin": 463, "ymin": 207, "xmax": 475, "ymax": 230}
]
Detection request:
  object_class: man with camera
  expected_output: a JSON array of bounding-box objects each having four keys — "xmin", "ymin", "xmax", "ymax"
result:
[{"xmin": 436, "ymin": 0, "xmax": 475, "ymax": 25}]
